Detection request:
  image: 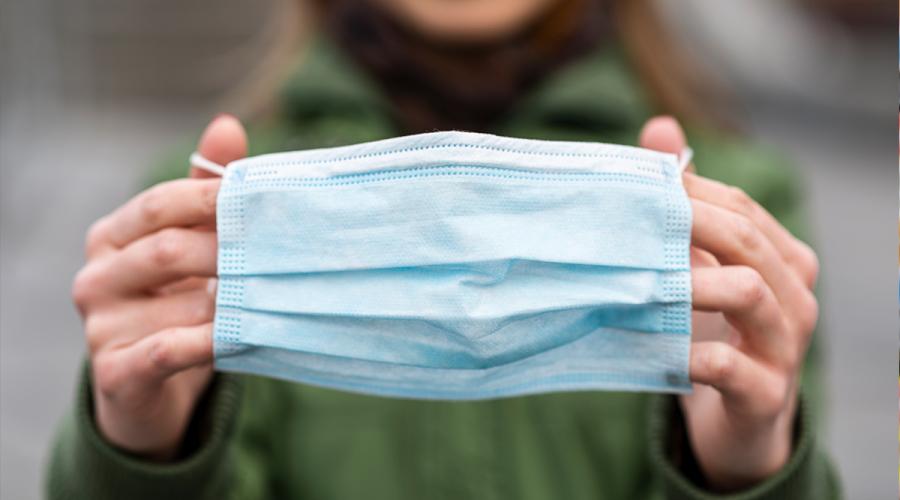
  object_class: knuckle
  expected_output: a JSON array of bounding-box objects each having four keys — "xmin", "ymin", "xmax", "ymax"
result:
[
  {"xmin": 734, "ymin": 266, "xmax": 767, "ymax": 306},
  {"xmin": 150, "ymin": 229, "xmax": 185, "ymax": 268},
  {"xmin": 732, "ymin": 216, "xmax": 760, "ymax": 251},
  {"xmin": 139, "ymin": 186, "xmax": 167, "ymax": 225},
  {"xmin": 796, "ymin": 291, "xmax": 819, "ymax": 336},
  {"xmin": 758, "ymin": 378, "xmax": 791, "ymax": 415},
  {"xmin": 92, "ymin": 353, "xmax": 122, "ymax": 399},
  {"xmin": 84, "ymin": 315, "xmax": 110, "ymax": 352},
  {"xmin": 72, "ymin": 267, "xmax": 101, "ymax": 311},
  {"xmin": 85, "ymin": 218, "xmax": 109, "ymax": 255},
  {"xmin": 146, "ymin": 332, "xmax": 174, "ymax": 373},
  {"xmin": 798, "ymin": 244, "xmax": 820, "ymax": 287},
  {"xmin": 704, "ymin": 343, "xmax": 736, "ymax": 383},
  {"xmin": 728, "ymin": 187, "xmax": 755, "ymax": 214}
]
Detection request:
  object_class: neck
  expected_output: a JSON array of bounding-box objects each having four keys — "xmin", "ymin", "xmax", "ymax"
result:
[{"xmin": 323, "ymin": 0, "xmax": 609, "ymax": 133}]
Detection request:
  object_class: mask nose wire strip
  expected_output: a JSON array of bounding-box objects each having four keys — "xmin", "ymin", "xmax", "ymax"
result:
[
  {"xmin": 678, "ymin": 146, "xmax": 693, "ymax": 173},
  {"xmin": 190, "ymin": 151, "xmax": 227, "ymax": 177},
  {"xmin": 191, "ymin": 147, "xmax": 693, "ymax": 177}
]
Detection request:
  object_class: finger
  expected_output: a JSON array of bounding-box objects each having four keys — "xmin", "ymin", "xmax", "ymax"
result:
[
  {"xmin": 639, "ymin": 115, "xmax": 687, "ymax": 155},
  {"xmin": 191, "ymin": 114, "xmax": 247, "ymax": 179},
  {"xmin": 157, "ymin": 277, "xmax": 216, "ymax": 296},
  {"xmin": 691, "ymin": 199, "xmax": 816, "ymax": 333},
  {"xmin": 689, "ymin": 341, "xmax": 787, "ymax": 416},
  {"xmin": 85, "ymin": 115, "xmax": 244, "ymax": 258},
  {"xmin": 116, "ymin": 323, "xmax": 214, "ymax": 385},
  {"xmin": 693, "ymin": 266, "xmax": 788, "ymax": 362},
  {"xmin": 89, "ymin": 179, "xmax": 220, "ymax": 255},
  {"xmin": 86, "ymin": 287, "xmax": 216, "ymax": 353},
  {"xmin": 84, "ymin": 228, "xmax": 217, "ymax": 297},
  {"xmin": 691, "ymin": 246, "xmax": 719, "ymax": 268},
  {"xmin": 683, "ymin": 173, "xmax": 818, "ymax": 288}
]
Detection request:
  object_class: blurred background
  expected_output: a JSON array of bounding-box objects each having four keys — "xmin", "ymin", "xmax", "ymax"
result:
[{"xmin": 0, "ymin": 0, "xmax": 896, "ymax": 498}]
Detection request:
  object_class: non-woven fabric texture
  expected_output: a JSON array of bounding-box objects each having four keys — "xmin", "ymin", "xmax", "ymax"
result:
[{"xmin": 212, "ymin": 131, "xmax": 692, "ymax": 399}]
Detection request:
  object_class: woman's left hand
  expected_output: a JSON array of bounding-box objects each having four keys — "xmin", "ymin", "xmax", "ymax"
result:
[{"xmin": 639, "ymin": 116, "xmax": 820, "ymax": 492}]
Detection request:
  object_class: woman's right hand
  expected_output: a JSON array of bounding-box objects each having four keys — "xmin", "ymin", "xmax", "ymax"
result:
[{"xmin": 71, "ymin": 115, "xmax": 247, "ymax": 461}]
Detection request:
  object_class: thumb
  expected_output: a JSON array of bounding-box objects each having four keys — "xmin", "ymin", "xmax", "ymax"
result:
[
  {"xmin": 191, "ymin": 114, "xmax": 248, "ymax": 179},
  {"xmin": 638, "ymin": 115, "xmax": 687, "ymax": 155}
]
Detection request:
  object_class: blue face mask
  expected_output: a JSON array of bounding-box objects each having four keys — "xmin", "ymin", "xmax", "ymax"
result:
[{"xmin": 193, "ymin": 131, "xmax": 693, "ymax": 400}]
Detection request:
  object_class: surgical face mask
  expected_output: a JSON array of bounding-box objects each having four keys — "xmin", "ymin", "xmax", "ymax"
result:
[{"xmin": 192, "ymin": 131, "xmax": 693, "ymax": 400}]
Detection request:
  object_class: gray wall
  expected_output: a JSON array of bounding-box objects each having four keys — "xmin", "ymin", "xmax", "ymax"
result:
[{"xmin": 1, "ymin": 0, "xmax": 896, "ymax": 498}]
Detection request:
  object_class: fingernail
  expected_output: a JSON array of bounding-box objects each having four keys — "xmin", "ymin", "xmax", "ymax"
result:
[{"xmin": 206, "ymin": 278, "xmax": 218, "ymax": 296}]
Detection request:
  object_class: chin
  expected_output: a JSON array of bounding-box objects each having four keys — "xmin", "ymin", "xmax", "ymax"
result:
[{"xmin": 374, "ymin": 0, "xmax": 560, "ymax": 44}]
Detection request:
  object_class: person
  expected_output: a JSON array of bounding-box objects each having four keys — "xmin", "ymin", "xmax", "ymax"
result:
[{"xmin": 47, "ymin": 0, "xmax": 840, "ymax": 498}]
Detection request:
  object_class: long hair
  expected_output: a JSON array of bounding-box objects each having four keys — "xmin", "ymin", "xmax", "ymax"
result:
[
  {"xmin": 612, "ymin": 0, "xmax": 730, "ymax": 128},
  {"xmin": 226, "ymin": 0, "xmax": 727, "ymax": 129}
]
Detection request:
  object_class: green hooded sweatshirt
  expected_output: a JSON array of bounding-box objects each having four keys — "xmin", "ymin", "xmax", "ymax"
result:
[{"xmin": 46, "ymin": 40, "xmax": 840, "ymax": 500}]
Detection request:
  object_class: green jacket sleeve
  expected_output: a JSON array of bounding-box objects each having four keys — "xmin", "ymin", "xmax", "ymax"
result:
[
  {"xmin": 645, "ymin": 132, "xmax": 840, "ymax": 499},
  {"xmin": 45, "ymin": 129, "xmax": 305, "ymax": 500},
  {"xmin": 45, "ymin": 364, "xmax": 254, "ymax": 499},
  {"xmin": 648, "ymin": 393, "xmax": 839, "ymax": 500}
]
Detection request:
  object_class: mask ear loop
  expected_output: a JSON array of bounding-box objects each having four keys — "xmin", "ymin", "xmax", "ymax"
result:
[
  {"xmin": 189, "ymin": 151, "xmax": 225, "ymax": 298},
  {"xmin": 190, "ymin": 151, "xmax": 227, "ymax": 176},
  {"xmin": 678, "ymin": 146, "xmax": 693, "ymax": 173}
]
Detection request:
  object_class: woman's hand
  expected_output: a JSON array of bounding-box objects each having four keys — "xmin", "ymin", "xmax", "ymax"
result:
[
  {"xmin": 640, "ymin": 117, "xmax": 819, "ymax": 491},
  {"xmin": 71, "ymin": 115, "xmax": 247, "ymax": 461}
]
